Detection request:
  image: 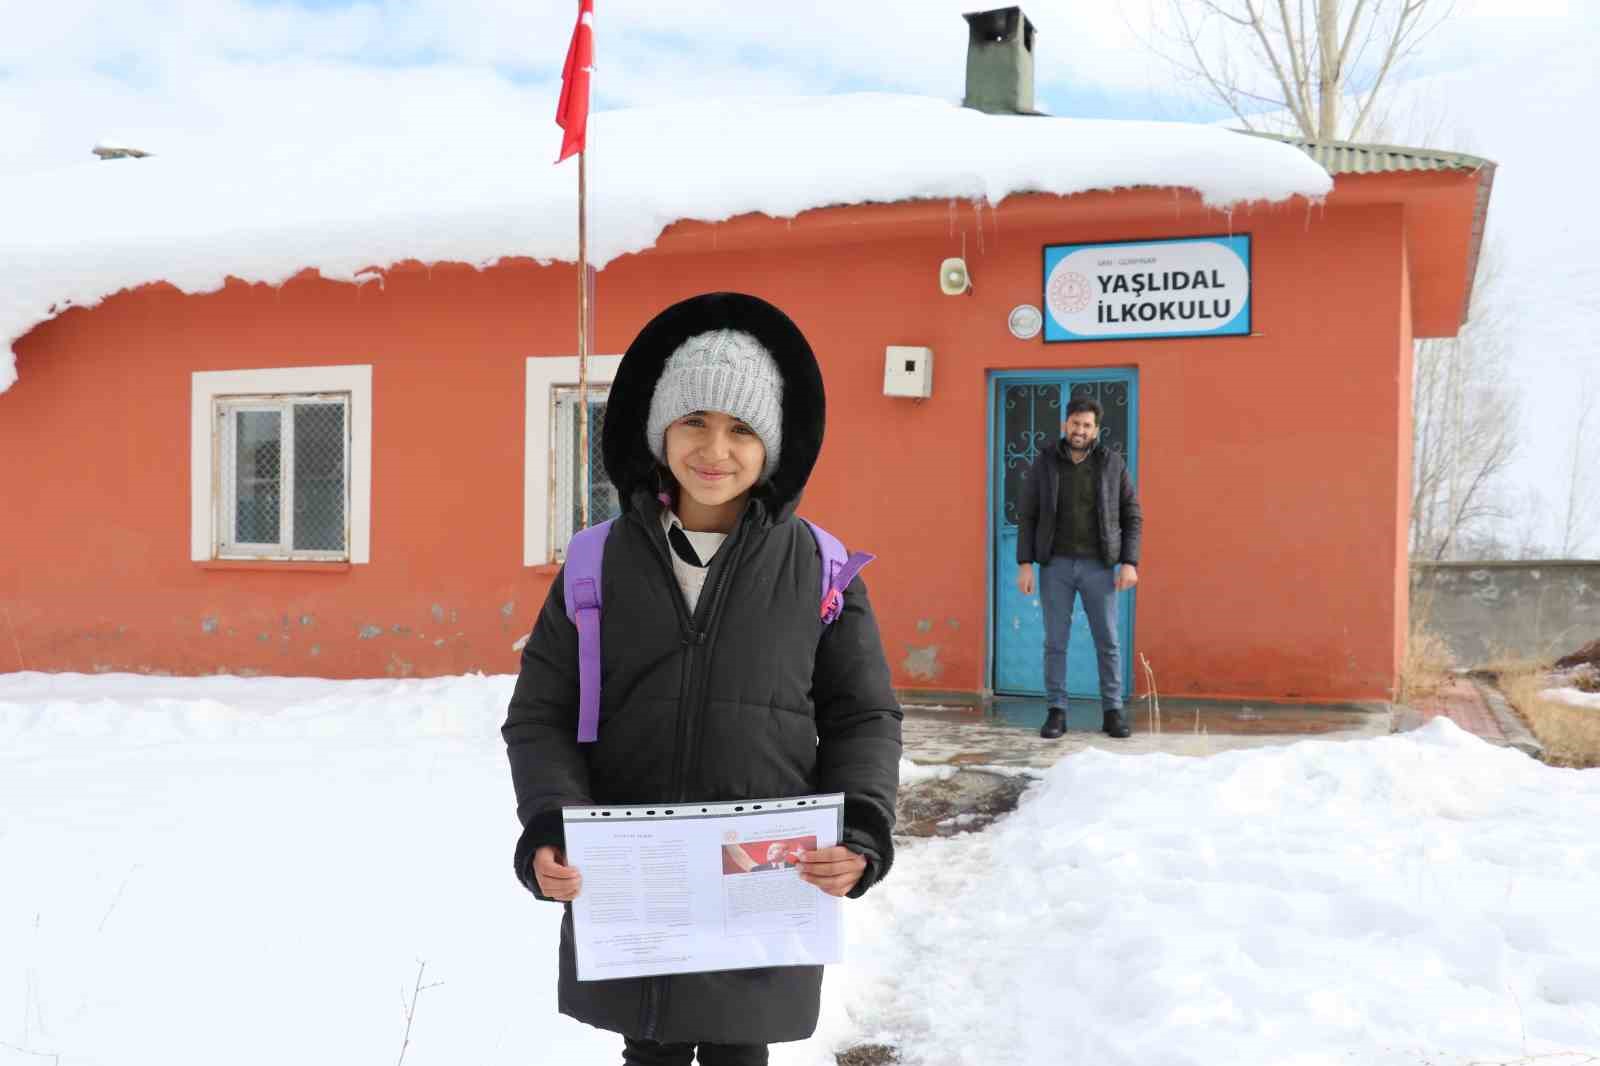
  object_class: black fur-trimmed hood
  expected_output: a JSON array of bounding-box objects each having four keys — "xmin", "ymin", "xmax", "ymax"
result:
[{"xmin": 602, "ymin": 292, "xmax": 825, "ymax": 517}]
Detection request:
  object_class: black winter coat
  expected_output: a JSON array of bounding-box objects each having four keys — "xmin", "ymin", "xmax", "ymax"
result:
[
  {"xmin": 503, "ymin": 293, "xmax": 903, "ymax": 1046},
  {"xmin": 1015, "ymin": 440, "xmax": 1143, "ymax": 569}
]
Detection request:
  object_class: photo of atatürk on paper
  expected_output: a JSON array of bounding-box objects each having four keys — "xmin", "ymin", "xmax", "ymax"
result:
[{"xmin": 721, "ymin": 836, "xmax": 815, "ymax": 875}]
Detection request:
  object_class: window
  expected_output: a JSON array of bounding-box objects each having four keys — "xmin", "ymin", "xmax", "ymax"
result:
[
  {"xmin": 524, "ymin": 354, "xmax": 622, "ymax": 566},
  {"xmin": 191, "ymin": 365, "xmax": 372, "ymax": 564},
  {"xmin": 550, "ymin": 386, "xmax": 621, "ymax": 560},
  {"xmin": 215, "ymin": 394, "xmax": 350, "ymax": 559}
]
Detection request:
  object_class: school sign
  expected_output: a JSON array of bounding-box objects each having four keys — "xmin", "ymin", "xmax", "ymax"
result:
[{"xmin": 1043, "ymin": 235, "xmax": 1252, "ymax": 342}]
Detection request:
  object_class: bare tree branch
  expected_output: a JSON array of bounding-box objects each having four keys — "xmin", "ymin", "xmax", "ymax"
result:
[
  {"xmin": 1351, "ymin": 0, "xmax": 1459, "ymax": 137},
  {"xmin": 396, "ymin": 960, "xmax": 443, "ymax": 1066},
  {"xmin": 1142, "ymin": 0, "xmax": 1453, "ymax": 142},
  {"xmin": 0, "ymin": 1041, "xmax": 61, "ymax": 1066},
  {"xmin": 1267, "ymin": 0, "xmax": 1317, "ymax": 135},
  {"xmin": 1407, "ymin": 233, "xmax": 1522, "ymax": 561},
  {"xmin": 1347, "ymin": 6, "xmax": 1417, "ymax": 138},
  {"xmin": 1559, "ymin": 367, "xmax": 1599, "ymax": 556},
  {"xmin": 1336, "ymin": 0, "xmax": 1374, "ymax": 73},
  {"xmin": 1136, "ymin": 1, "xmax": 1527, "ymax": 562}
]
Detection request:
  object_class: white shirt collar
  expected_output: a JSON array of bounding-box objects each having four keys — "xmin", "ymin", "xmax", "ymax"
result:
[{"xmin": 659, "ymin": 508, "xmax": 727, "ymax": 567}]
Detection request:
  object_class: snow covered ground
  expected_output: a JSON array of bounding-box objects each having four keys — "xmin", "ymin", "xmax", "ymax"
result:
[{"xmin": 3, "ymin": 672, "xmax": 1598, "ymax": 1066}]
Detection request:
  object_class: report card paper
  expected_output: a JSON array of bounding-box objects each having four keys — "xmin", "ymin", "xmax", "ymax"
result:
[{"xmin": 562, "ymin": 793, "xmax": 845, "ymax": 981}]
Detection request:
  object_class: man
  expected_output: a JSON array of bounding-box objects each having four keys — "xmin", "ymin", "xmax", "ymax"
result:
[
  {"xmin": 751, "ymin": 841, "xmax": 795, "ymax": 871},
  {"xmin": 1015, "ymin": 396, "xmax": 1143, "ymax": 740}
]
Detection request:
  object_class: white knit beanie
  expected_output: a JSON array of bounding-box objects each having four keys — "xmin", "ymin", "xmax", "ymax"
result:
[{"xmin": 646, "ymin": 328, "xmax": 784, "ymax": 482}]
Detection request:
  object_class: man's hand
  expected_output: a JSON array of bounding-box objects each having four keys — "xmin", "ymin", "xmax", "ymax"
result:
[
  {"xmin": 798, "ymin": 846, "xmax": 867, "ymax": 897},
  {"xmin": 533, "ymin": 845, "xmax": 582, "ymax": 901},
  {"xmin": 1017, "ymin": 563, "xmax": 1035, "ymax": 597},
  {"xmin": 1115, "ymin": 564, "xmax": 1139, "ymax": 592}
]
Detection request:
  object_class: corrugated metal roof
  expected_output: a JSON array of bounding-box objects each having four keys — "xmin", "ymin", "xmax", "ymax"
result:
[
  {"xmin": 1236, "ymin": 130, "xmax": 1494, "ymax": 175},
  {"xmin": 1237, "ymin": 130, "xmax": 1496, "ymax": 327}
]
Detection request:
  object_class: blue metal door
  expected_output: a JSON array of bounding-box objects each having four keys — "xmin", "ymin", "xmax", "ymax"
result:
[{"xmin": 991, "ymin": 372, "xmax": 1138, "ymax": 697}]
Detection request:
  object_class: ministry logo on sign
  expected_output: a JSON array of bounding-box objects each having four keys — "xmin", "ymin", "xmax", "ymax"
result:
[{"xmin": 1047, "ymin": 270, "xmax": 1094, "ymax": 318}]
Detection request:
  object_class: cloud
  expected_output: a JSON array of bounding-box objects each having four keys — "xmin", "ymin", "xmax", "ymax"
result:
[
  {"xmin": 1458, "ymin": 0, "xmax": 1570, "ymax": 15},
  {"xmin": 0, "ymin": 0, "xmax": 1186, "ymax": 174}
]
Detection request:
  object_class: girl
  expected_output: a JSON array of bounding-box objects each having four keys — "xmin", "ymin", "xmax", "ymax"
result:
[{"xmin": 504, "ymin": 292, "xmax": 903, "ymax": 1066}]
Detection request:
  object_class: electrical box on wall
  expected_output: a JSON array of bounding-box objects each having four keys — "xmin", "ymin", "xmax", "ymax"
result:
[{"xmin": 884, "ymin": 346, "xmax": 934, "ymax": 398}]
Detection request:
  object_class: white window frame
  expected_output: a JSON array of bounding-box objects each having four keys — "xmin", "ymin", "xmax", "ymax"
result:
[
  {"xmin": 215, "ymin": 393, "xmax": 351, "ymax": 560},
  {"xmin": 191, "ymin": 365, "xmax": 372, "ymax": 563},
  {"xmin": 524, "ymin": 354, "xmax": 621, "ymax": 566}
]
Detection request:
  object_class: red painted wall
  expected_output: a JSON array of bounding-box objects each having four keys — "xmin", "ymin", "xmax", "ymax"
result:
[{"xmin": 1, "ymin": 188, "xmax": 1425, "ymax": 701}]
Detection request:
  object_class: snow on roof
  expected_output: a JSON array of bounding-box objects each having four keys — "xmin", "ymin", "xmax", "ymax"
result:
[{"xmin": 0, "ymin": 93, "xmax": 1332, "ymax": 394}]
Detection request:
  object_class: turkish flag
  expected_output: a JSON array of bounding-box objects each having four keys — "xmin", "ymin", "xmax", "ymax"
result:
[{"xmin": 555, "ymin": 0, "xmax": 594, "ymax": 163}]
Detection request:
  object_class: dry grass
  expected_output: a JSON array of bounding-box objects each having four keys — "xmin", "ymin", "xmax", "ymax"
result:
[
  {"xmin": 1399, "ymin": 586, "xmax": 1456, "ymax": 706},
  {"xmin": 1397, "ymin": 617, "xmax": 1456, "ymax": 706},
  {"xmin": 1475, "ymin": 644, "xmax": 1553, "ymax": 680},
  {"xmin": 1139, "ymin": 651, "xmax": 1162, "ymax": 736},
  {"xmin": 1498, "ymin": 661, "xmax": 1600, "ymax": 769}
]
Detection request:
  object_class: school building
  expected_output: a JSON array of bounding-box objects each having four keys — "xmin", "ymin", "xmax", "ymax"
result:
[{"xmin": 0, "ymin": 8, "xmax": 1493, "ymax": 705}]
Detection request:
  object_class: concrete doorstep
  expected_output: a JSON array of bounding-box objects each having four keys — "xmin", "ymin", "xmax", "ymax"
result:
[{"xmin": 900, "ymin": 697, "xmax": 1392, "ymax": 770}]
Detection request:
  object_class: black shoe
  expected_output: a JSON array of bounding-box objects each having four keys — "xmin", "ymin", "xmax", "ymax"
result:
[
  {"xmin": 1103, "ymin": 708, "xmax": 1131, "ymax": 738},
  {"xmin": 1040, "ymin": 707, "xmax": 1067, "ymax": 739}
]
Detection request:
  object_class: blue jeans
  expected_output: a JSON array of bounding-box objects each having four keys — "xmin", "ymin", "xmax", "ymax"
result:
[{"xmin": 1040, "ymin": 556, "xmax": 1122, "ymax": 711}]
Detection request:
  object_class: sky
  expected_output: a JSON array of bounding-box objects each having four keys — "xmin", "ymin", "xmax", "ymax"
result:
[{"xmin": 1, "ymin": 0, "xmax": 1594, "ymax": 552}]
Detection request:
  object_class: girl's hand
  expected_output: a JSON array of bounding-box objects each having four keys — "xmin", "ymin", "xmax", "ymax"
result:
[
  {"xmin": 533, "ymin": 846, "xmax": 582, "ymax": 901},
  {"xmin": 797, "ymin": 846, "xmax": 866, "ymax": 897}
]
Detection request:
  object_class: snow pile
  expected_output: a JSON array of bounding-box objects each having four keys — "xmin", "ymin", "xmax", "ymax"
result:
[
  {"xmin": 844, "ymin": 719, "xmax": 1600, "ymax": 1065},
  {"xmin": 898, "ymin": 759, "xmax": 959, "ymax": 786},
  {"xmin": 1546, "ymin": 687, "xmax": 1600, "ymax": 712},
  {"xmin": 0, "ymin": 93, "xmax": 1332, "ymax": 393},
  {"xmin": 8, "ymin": 674, "xmax": 1593, "ymax": 1066}
]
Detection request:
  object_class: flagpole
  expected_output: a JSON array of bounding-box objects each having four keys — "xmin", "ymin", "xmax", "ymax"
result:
[
  {"xmin": 558, "ymin": 0, "xmax": 595, "ymax": 532},
  {"xmin": 577, "ymin": 146, "xmax": 591, "ymax": 528}
]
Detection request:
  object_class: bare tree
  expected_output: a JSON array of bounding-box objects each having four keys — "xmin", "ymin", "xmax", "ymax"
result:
[
  {"xmin": 1140, "ymin": 3, "xmax": 1554, "ymax": 561},
  {"xmin": 1513, "ymin": 489, "xmax": 1551, "ymax": 560},
  {"xmin": 1458, "ymin": 489, "xmax": 1540, "ymax": 560},
  {"xmin": 1558, "ymin": 367, "xmax": 1599, "ymax": 557},
  {"xmin": 1144, "ymin": 0, "xmax": 1454, "ymax": 141},
  {"xmin": 1409, "ymin": 238, "xmax": 1521, "ymax": 561}
]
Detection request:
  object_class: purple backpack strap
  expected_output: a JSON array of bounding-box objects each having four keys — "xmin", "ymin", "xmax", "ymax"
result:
[
  {"xmin": 563, "ymin": 518, "xmax": 615, "ymax": 744},
  {"xmin": 801, "ymin": 518, "xmax": 876, "ymax": 625}
]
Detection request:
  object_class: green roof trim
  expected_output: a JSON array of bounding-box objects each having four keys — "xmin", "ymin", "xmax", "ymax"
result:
[
  {"xmin": 1237, "ymin": 130, "xmax": 1495, "ymax": 328},
  {"xmin": 1234, "ymin": 130, "xmax": 1495, "ymax": 176}
]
